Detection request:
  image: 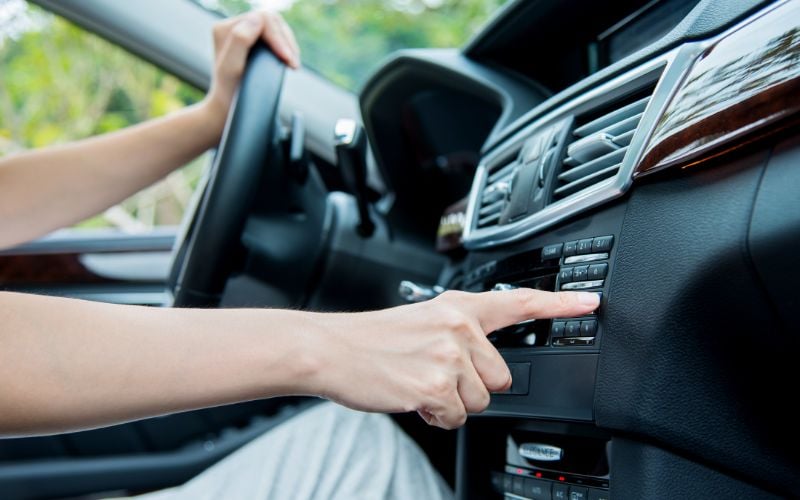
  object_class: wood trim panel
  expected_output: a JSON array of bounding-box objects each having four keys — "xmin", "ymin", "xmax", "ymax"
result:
[
  {"xmin": 0, "ymin": 253, "xmax": 114, "ymax": 286},
  {"xmin": 635, "ymin": 0, "xmax": 800, "ymax": 177}
]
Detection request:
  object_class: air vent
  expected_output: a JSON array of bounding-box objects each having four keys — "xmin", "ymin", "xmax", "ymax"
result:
[
  {"xmin": 476, "ymin": 160, "xmax": 517, "ymax": 228},
  {"xmin": 553, "ymin": 90, "xmax": 654, "ymax": 200}
]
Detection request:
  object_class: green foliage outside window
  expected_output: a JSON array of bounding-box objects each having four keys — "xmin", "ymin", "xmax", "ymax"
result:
[
  {"xmin": 0, "ymin": 1, "xmax": 205, "ymax": 231},
  {"xmin": 197, "ymin": 0, "xmax": 507, "ymax": 90},
  {"xmin": 0, "ymin": 0, "xmax": 505, "ymax": 233}
]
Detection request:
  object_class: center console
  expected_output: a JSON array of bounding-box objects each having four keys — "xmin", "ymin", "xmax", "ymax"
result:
[{"xmin": 444, "ymin": 201, "xmax": 625, "ymax": 500}]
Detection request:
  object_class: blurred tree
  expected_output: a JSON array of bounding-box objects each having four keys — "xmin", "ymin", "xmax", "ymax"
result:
[
  {"xmin": 0, "ymin": 1, "xmax": 206, "ymax": 230},
  {"xmin": 199, "ymin": 0, "xmax": 507, "ymax": 90},
  {"xmin": 0, "ymin": 0, "xmax": 506, "ymax": 231}
]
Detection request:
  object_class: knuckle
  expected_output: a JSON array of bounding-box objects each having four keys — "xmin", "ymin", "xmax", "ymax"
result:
[
  {"xmin": 424, "ymin": 375, "xmax": 452, "ymax": 398},
  {"xmin": 433, "ymin": 341, "xmax": 463, "ymax": 365},
  {"xmin": 439, "ymin": 309, "xmax": 472, "ymax": 336}
]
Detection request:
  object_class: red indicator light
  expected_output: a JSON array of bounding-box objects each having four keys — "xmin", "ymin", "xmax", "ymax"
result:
[
  {"xmin": 535, "ymin": 472, "xmax": 543, "ymax": 478},
  {"xmin": 516, "ymin": 468, "xmax": 524, "ymax": 474},
  {"xmin": 558, "ymin": 476, "xmax": 566, "ymax": 482}
]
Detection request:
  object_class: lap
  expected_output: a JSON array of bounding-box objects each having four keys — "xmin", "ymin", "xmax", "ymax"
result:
[{"xmin": 125, "ymin": 403, "xmax": 452, "ymax": 500}]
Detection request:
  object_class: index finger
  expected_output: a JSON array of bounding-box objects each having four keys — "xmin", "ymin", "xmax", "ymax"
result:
[{"xmin": 471, "ymin": 288, "xmax": 600, "ymax": 333}]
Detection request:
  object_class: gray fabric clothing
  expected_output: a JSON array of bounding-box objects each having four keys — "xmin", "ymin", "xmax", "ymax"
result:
[{"xmin": 124, "ymin": 402, "xmax": 453, "ymax": 500}]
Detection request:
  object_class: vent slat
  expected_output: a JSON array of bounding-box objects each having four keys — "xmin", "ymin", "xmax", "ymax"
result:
[
  {"xmin": 488, "ymin": 162, "xmax": 517, "ymax": 183},
  {"xmin": 553, "ymin": 86, "xmax": 656, "ymax": 202},
  {"xmin": 558, "ymin": 148, "xmax": 627, "ymax": 183},
  {"xmin": 573, "ymin": 96, "xmax": 650, "ymax": 137},
  {"xmin": 553, "ymin": 164, "xmax": 621, "ymax": 198},
  {"xmin": 613, "ymin": 129, "xmax": 636, "ymax": 147},
  {"xmin": 478, "ymin": 211, "xmax": 501, "ymax": 227},
  {"xmin": 479, "ymin": 199, "xmax": 505, "ymax": 216}
]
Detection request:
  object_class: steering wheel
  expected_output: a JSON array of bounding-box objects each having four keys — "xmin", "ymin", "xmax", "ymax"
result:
[{"xmin": 169, "ymin": 44, "xmax": 286, "ymax": 307}]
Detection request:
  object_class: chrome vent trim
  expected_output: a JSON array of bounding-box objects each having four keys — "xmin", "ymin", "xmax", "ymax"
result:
[
  {"xmin": 463, "ymin": 44, "xmax": 704, "ymax": 249},
  {"xmin": 476, "ymin": 160, "xmax": 517, "ymax": 228},
  {"xmin": 554, "ymin": 94, "xmax": 653, "ymax": 200}
]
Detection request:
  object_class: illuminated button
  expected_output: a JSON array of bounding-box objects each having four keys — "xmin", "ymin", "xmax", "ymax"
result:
[
  {"xmin": 592, "ymin": 235, "xmax": 614, "ymax": 253},
  {"xmin": 576, "ymin": 238, "xmax": 593, "ymax": 254}
]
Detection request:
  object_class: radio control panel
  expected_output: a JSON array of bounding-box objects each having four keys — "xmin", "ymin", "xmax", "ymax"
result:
[{"xmin": 466, "ymin": 234, "xmax": 614, "ymax": 350}]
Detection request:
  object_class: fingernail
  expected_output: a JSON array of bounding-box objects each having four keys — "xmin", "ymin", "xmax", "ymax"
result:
[
  {"xmin": 235, "ymin": 16, "xmax": 261, "ymax": 36},
  {"xmin": 576, "ymin": 292, "xmax": 600, "ymax": 306}
]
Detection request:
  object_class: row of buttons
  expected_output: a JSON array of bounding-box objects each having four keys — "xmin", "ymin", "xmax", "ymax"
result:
[
  {"xmin": 541, "ymin": 235, "xmax": 613, "ymax": 261},
  {"xmin": 559, "ymin": 263, "xmax": 607, "ymax": 284},
  {"xmin": 493, "ymin": 472, "xmax": 609, "ymax": 500},
  {"xmin": 465, "ymin": 260, "xmax": 496, "ymax": 285},
  {"xmin": 552, "ymin": 319, "xmax": 597, "ymax": 338}
]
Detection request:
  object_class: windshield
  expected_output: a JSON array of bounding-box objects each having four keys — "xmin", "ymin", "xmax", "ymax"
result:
[{"xmin": 193, "ymin": 0, "xmax": 506, "ymax": 91}]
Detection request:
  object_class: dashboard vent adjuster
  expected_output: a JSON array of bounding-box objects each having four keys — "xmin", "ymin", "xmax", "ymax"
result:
[
  {"xmin": 554, "ymin": 93, "xmax": 652, "ymax": 200},
  {"xmin": 476, "ymin": 160, "xmax": 517, "ymax": 228}
]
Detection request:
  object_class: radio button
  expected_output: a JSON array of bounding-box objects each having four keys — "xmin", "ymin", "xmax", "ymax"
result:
[
  {"xmin": 553, "ymin": 483, "xmax": 569, "ymax": 499},
  {"xmin": 565, "ymin": 321, "xmax": 581, "ymax": 337},
  {"xmin": 588, "ymin": 263, "xmax": 608, "ymax": 280},
  {"xmin": 559, "ymin": 267, "xmax": 574, "ymax": 283},
  {"xmin": 569, "ymin": 486, "xmax": 589, "ymax": 500},
  {"xmin": 592, "ymin": 235, "xmax": 614, "ymax": 253},
  {"xmin": 512, "ymin": 474, "xmax": 525, "ymax": 495},
  {"xmin": 564, "ymin": 240, "xmax": 578, "ymax": 256},
  {"xmin": 580, "ymin": 320, "xmax": 598, "ymax": 337},
  {"xmin": 542, "ymin": 243, "xmax": 563, "ymax": 260},
  {"xmin": 573, "ymin": 265, "xmax": 589, "ymax": 282},
  {"xmin": 525, "ymin": 478, "xmax": 552, "ymax": 500},
  {"xmin": 588, "ymin": 488, "xmax": 610, "ymax": 500},
  {"xmin": 577, "ymin": 238, "xmax": 594, "ymax": 254},
  {"xmin": 551, "ymin": 321, "xmax": 566, "ymax": 338}
]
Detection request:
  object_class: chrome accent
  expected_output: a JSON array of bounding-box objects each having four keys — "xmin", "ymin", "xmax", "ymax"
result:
[
  {"xmin": 463, "ymin": 44, "xmax": 705, "ymax": 249},
  {"xmin": 398, "ymin": 280, "xmax": 445, "ymax": 302},
  {"xmin": 562, "ymin": 280, "xmax": 604, "ymax": 290},
  {"xmin": 553, "ymin": 336, "xmax": 596, "ymax": 346},
  {"xmin": 333, "ymin": 119, "xmax": 358, "ymax": 145},
  {"xmin": 563, "ymin": 253, "xmax": 609, "ymax": 264},
  {"xmin": 493, "ymin": 282, "xmax": 518, "ymax": 291},
  {"xmin": 518, "ymin": 442, "xmax": 564, "ymax": 462}
]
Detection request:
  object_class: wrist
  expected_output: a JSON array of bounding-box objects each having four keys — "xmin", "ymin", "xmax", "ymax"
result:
[{"xmin": 195, "ymin": 96, "xmax": 229, "ymax": 146}]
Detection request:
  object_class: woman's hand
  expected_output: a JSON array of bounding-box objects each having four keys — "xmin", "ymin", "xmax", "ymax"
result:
[
  {"xmin": 201, "ymin": 10, "xmax": 301, "ymax": 139},
  {"xmin": 311, "ymin": 289, "xmax": 600, "ymax": 430}
]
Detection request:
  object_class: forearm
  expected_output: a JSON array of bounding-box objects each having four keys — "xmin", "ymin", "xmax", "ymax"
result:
[
  {"xmin": 0, "ymin": 292, "xmax": 322, "ymax": 436},
  {"xmin": 0, "ymin": 103, "xmax": 223, "ymax": 249}
]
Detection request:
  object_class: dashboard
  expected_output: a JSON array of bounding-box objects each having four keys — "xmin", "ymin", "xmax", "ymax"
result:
[{"xmin": 360, "ymin": 0, "xmax": 800, "ymax": 498}]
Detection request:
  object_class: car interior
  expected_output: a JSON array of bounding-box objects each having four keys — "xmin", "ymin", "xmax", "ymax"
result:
[{"xmin": 0, "ymin": 0, "xmax": 798, "ymax": 498}]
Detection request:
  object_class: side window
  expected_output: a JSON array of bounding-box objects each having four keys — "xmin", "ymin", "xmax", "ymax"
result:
[{"xmin": 0, "ymin": 0, "xmax": 207, "ymax": 232}]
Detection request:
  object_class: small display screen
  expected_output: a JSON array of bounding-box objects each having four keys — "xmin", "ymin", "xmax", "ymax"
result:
[{"xmin": 513, "ymin": 274, "xmax": 557, "ymax": 293}]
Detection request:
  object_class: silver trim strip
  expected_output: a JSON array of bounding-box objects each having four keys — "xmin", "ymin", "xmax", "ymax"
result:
[
  {"xmin": 564, "ymin": 253, "xmax": 609, "ymax": 264},
  {"xmin": 463, "ymin": 43, "xmax": 705, "ymax": 249},
  {"xmin": 562, "ymin": 280, "xmax": 604, "ymax": 290}
]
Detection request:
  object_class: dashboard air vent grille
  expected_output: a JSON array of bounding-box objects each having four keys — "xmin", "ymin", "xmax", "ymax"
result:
[
  {"xmin": 554, "ymin": 91, "xmax": 653, "ymax": 200},
  {"xmin": 476, "ymin": 160, "xmax": 517, "ymax": 228}
]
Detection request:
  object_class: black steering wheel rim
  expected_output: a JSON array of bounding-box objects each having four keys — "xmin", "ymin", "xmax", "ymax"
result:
[{"xmin": 170, "ymin": 44, "xmax": 286, "ymax": 307}]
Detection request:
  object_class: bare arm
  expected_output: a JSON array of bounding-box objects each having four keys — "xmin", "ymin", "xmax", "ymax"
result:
[
  {"xmin": 0, "ymin": 10, "xmax": 300, "ymax": 249},
  {"xmin": 0, "ymin": 289, "xmax": 599, "ymax": 436}
]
